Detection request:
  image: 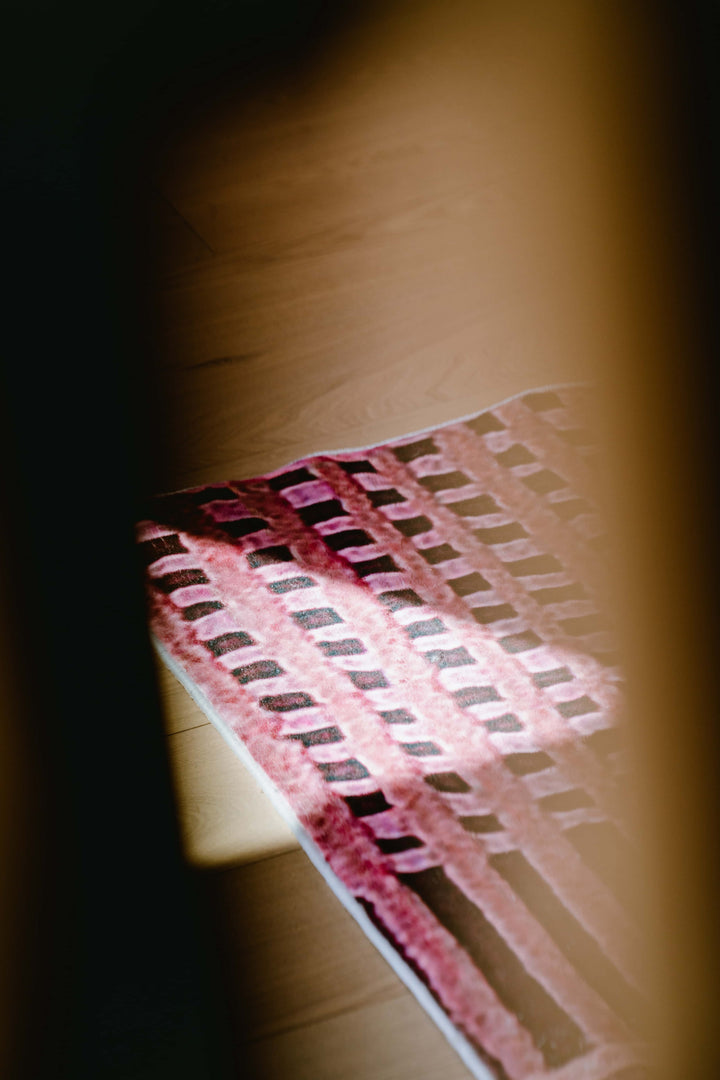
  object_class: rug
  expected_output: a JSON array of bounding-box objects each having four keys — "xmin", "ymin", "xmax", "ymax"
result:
[{"xmin": 138, "ymin": 384, "xmax": 648, "ymax": 1080}]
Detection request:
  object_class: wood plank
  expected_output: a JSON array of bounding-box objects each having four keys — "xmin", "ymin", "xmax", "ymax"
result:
[
  {"xmin": 166, "ymin": 723, "xmax": 298, "ymax": 866},
  {"xmin": 154, "ymin": 654, "xmax": 209, "ymax": 736},
  {"xmin": 201, "ymin": 848, "xmax": 473, "ymax": 1079},
  {"xmin": 247, "ymin": 995, "xmax": 474, "ymax": 1080}
]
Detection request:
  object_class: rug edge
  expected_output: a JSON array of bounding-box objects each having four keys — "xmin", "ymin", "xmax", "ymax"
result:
[
  {"xmin": 153, "ymin": 634, "xmax": 497, "ymax": 1080},
  {"xmin": 149, "ymin": 379, "xmax": 593, "ymax": 502}
]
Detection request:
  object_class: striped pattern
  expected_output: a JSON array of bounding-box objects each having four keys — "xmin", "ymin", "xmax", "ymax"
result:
[{"xmin": 139, "ymin": 386, "xmax": 648, "ymax": 1080}]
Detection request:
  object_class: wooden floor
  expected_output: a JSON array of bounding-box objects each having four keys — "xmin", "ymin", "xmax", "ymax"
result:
[{"xmin": 144, "ymin": 4, "xmax": 656, "ymax": 1076}]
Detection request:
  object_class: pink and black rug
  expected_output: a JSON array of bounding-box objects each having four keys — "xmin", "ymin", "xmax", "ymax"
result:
[{"xmin": 138, "ymin": 385, "xmax": 649, "ymax": 1080}]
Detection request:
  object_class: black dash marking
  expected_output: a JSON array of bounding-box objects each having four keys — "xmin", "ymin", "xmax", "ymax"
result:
[
  {"xmin": 531, "ymin": 582, "xmax": 586, "ymax": 605},
  {"xmin": 474, "ymin": 522, "xmax": 528, "ymax": 544},
  {"xmin": 466, "ymin": 413, "xmax": 506, "ymax": 435},
  {"xmin": 268, "ymin": 466, "xmax": 316, "ymax": 490},
  {"xmin": 259, "ymin": 692, "xmax": 316, "ymax": 712},
  {"xmin": 460, "ymin": 814, "xmax": 504, "ymax": 834},
  {"xmin": 155, "ymin": 568, "xmax": 209, "ymax": 593},
  {"xmin": 419, "ymin": 542, "xmax": 461, "ymax": 564},
  {"xmin": 298, "ymin": 499, "xmax": 348, "ymax": 526},
  {"xmin": 556, "ymin": 696, "xmax": 599, "ymax": 719},
  {"xmin": 378, "ymin": 589, "xmax": 423, "ymax": 611},
  {"xmin": 293, "ymin": 608, "xmax": 343, "ymax": 630},
  {"xmin": 318, "ymin": 638, "xmax": 366, "ymax": 657},
  {"xmin": 317, "ymin": 758, "xmax": 370, "ymax": 782},
  {"xmin": 324, "ymin": 529, "xmax": 374, "ymax": 551},
  {"xmin": 523, "ymin": 390, "xmax": 564, "ymax": 411},
  {"xmin": 247, "ymin": 546, "xmax": 293, "ymax": 568},
  {"xmin": 205, "ymin": 632, "xmax": 254, "ymax": 656},
  {"xmin": 344, "ymin": 791, "xmax": 393, "ymax": 817},
  {"xmin": 499, "ymin": 630, "xmax": 543, "ymax": 654},
  {"xmin": 532, "ymin": 667, "xmax": 574, "ymax": 689},
  {"xmin": 522, "ymin": 469, "xmax": 567, "ymax": 495},
  {"xmin": 348, "ymin": 670, "xmax": 390, "ymax": 690},
  {"xmin": 139, "ymin": 534, "xmax": 187, "ymax": 566},
  {"xmin": 448, "ymin": 571, "xmax": 492, "ymax": 596},
  {"xmin": 423, "ymin": 647, "xmax": 475, "ymax": 669},
  {"xmin": 393, "ymin": 515, "xmax": 433, "ymax": 537},
  {"xmin": 183, "ymin": 601, "xmax": 223, "ymax": 621},
  {"xmin": 406, "ymin": 617, "xmax": 445, "ymax": 638},
  {"xmin": 446, "ymin": 494, "xmax": 500, "ymax": 518},
  {"xmin": 419, "ymin": 470, "xmax": 472, "ymax": 493},
  {"xmin": 352, "ymin": 554, "xmax": 401, "ymax": 578},
  {"xmin": 495, "ymin": 444, "xmax": 537, "ymax": 467},
  {"xmin": 484, "ymin": 714, "xmax": 523, "ymax": 733},
  {"xmin": 393, "ymin": 437, "xmax": 439, "ymax": 462},
  {"xmin": 380, "ymin": 709, "xmax": 415, "ymax": 725},
  {"xmin": 368, "ymin": 489, "xmax": 407, "ymax": 508},
  {"xmin": 221, "ymin": 517, "xmax": 270, "ymax": 538},
  {"xmin": 232, "ymin": 660, "xmax": 285, "ymax": 684},
  {"xmin": 471, "ymin": 603, "xmax": 518, "ymax": 625},
  {"xmin": 424, "ymin": 771, "xmax": 471, "ymax": 793},
  {"xmin": 376, "ymin": 835, "xmax": 424, "ymax": 854},
  {"xmin": 453, "ymin": 686, "xmax": 501, "ymax": 708},
  {"xmin": 504, "ymin": 751, "xmax": 554, "ymax": 776},
  {"xmin": 506, "ymin": 554, "xmax": 563, "ymax": 577},
  {"xmin": 402, "ymin": 741, "xmax": 442, "ymax": 757},
  {"xmin": 268, "ymin": 576, "xmax": 315, "ymax": 594},
  {"xmin": 286, "ymin": 727, "xmax": 344, "ymax": 747},
  {"xmin": 338, "ymin": 459, "xmax": 377, "ymax": 474},
  {"xmin": 539, "ymin": 788, "xmax": 594, "ymax": 812}
]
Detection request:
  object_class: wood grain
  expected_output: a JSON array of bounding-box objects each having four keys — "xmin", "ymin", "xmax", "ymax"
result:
[{"xmin": 202, "ymin": 849, "xmax": 473, "ymax": 1079}]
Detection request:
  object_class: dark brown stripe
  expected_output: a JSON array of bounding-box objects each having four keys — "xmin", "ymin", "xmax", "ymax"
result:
[
  {"xmin": 298, "ymin": 499, "xmax": 348, "ymax": 526},
  {"xmin": 182, "ymin": 600, "xmax": 223, "ymax": 621},
  {"xmin": 393, "ymin": 437, "xmax": 439, "ymax": 462},
  {"xmin": 138, "ymin": 534, "xmax": 187, "ymax": 566},
  {"xmin": 491, "ymin": 850, "xmax": 646, "ymax": 1032},
  {"xmin": 398, "ymin": 866, "xmax": 587, "ymax": 1067},
  {"xmin": 419, "ymin": 470, "xmax": 472, "ymax": 493},
  {"xmin": 466, "ymin": 412, "xmax": 506, "ymax": 435},
  {"xmin": 317, "ymin": 758, "xmax": 370, "ymax": 782},
  {"xmin": 268, "ymin": 466, "xmax": 316, "ymax": 490},
  {"xmin": 155, "ymin": 568, "xmax": 209, "ymax": 593},
  {"xmin": 392, "ymin": 514, "xmax": 433, "ymax": 537},
  {"xmin": 221, "ymin": 517, "xmax": 270, "ymax": 538},
  {"xmin": 247, "ymin": 545, "xmax": 293, "ymax": 567},
  {"xmin": 232, "ymin": 660, "xmax": 285, "ymax": 684},
  {"xmin": 205, "ymin": 631, "xmax": 254, "ymax": 656}
]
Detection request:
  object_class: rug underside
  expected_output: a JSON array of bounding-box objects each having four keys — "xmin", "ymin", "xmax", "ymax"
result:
[{"xmin": 138, "ymin": 385, "xmax": 649, "ymax": 1080}]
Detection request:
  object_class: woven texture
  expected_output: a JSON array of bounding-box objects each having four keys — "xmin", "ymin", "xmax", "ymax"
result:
[{"xmin": 139, "ymin": 386, "xmax": 647, "ymax": 1080}]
